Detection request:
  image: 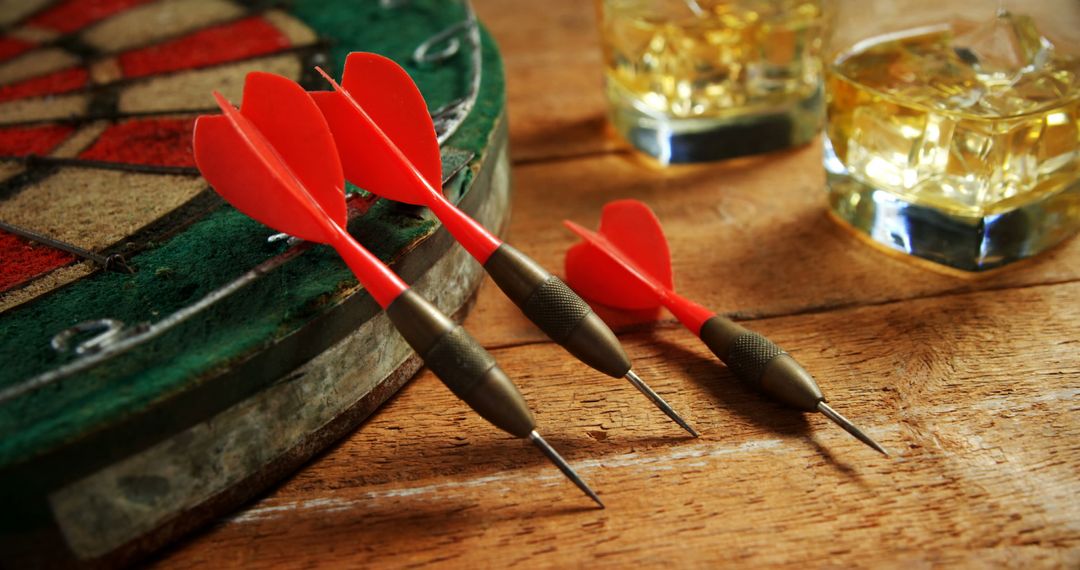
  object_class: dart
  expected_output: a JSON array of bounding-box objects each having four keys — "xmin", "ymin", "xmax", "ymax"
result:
[
  {"xmin": 310, "ymin": 52, "xmax": 697, "ymax": 437},
  {"xmin": 563, "ymin": 200, "xmax": 888, "ymax": 456},
  {"xmin": 191, "ymin": 71, "xmax": 603, "ymax": 507}
]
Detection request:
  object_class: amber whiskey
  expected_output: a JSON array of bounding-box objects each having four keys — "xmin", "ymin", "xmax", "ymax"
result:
[
  {"xmin": 599, "ymin": 0, "xmax": 824, "ymax": 163},
  {"xmin": 826, "ymin": 12, "xmax": 1080, "ymax": 270}
]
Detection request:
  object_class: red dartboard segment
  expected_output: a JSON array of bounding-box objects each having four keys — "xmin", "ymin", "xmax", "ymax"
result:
[
  {"xmin": 118, "ymin": 17, "xmax": 292, "ymax": 79},
  {"xmin": 0, "ymin": 3, "xmax": 518, "ymax": 566},
  {"xmin": 0, "ymin": 5, "xmax": 321, "ymax": 298},
  {"xmin": 0, "ymin": 67, "xmax": 88, "ymax": 102},
  {"xmin": 0, "ymin": 4, "xmax": 320, "ymax": 302},
  {"xmin": 0, "ymin": 230, "xmax": 76, "ymax": 293},
  {"xmin": 79, "ymin": 117, "xmax": 196, "ymax": 168},
  {"xmin": 27, "ymin": 0, "xmax": 153, "ymax": 34},
  {"xmin": 0, "ymin": 37, "xmax": 33, "ymax": 61},
  {"xmin": 0, "ymin": 124, "xmax": 75, "ymax": 156}
]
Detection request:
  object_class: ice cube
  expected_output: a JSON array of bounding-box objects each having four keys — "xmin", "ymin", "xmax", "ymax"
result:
[{"xmin": 952, "ymin": 10, "xmax": 1051, "ymax": 78}]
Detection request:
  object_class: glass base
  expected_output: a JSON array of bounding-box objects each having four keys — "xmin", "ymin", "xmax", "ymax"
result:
[
  {"xmin": 825, "ymin": 139, "xmax": 1080, "ymax": 272},
  {"xmin": 606, "ymin": 86, "xmax": 823, "ymax": 165}
]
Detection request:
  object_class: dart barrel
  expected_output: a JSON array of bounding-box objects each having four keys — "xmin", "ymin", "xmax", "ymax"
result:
[
  {"xmin": 0, "ymin": 2, "xmax": 511, "ymax": 567},
  {"xmin": 485, "ymin": 243, "xmax": 633, "ymax": 378},
  {"xmin": 699, "ymin": 316, "xmax": 826, "ymax": 411},
  {"xmin": 387, "ymin": 289, "xmax": 535, "ymax": 437}
]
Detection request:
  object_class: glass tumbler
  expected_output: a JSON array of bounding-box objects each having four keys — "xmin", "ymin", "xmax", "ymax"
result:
[
  {"xmin": 824, "ymin": 0, "xmax": 1080, "ymax": 271},
  {"xmin": 597, "ymin": 0, "xmax": 825, "ymax": 164}
]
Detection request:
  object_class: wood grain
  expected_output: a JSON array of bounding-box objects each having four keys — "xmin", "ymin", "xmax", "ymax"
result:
[
  {"xmin": 152, "ymin": 0, "xmax": 1080, "ymax": 567},
  {"xmin": 473, "ymin": 0, "xmax": 621, "ymax": 163},
  {"xmin": 467, "ymin": 145, "xmax": 1080, "ymax": 348},
  {"xmin": 155, "ymin": 281, "xmax": 1080, "ymax": 568}
]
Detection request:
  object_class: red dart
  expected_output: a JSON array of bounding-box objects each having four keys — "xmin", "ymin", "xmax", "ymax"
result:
[
  {"xmin": 192, "ymin": 72, "xmax": 604, "ymax": 507},
  {"xmin": 311, "ymin": 53, "xmax": 697, "ymax": 437},
  {"xmin": 564, "ymin": 200, "xmax": 888, "ymax": 456},
  {"xmin": 193, "ymin": 75, "xmax": 402, "ymax": 306}
]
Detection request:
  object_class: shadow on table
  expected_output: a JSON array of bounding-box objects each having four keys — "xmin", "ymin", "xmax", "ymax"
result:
[{"xmin": 648, "ymin": 334, "xmax": 867, "ymax": 482}]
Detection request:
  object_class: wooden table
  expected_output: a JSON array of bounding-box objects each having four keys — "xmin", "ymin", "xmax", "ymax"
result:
[{"xmin": 155, "ymin": 2, "xmax": 1080, "ymax": 567}]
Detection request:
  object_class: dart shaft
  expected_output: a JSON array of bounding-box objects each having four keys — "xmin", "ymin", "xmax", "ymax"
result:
[
  {"xmin": 560, "ymin": 202, "xmax": 885, "ymax": 453},
  {"xmin": 314, "ymin": 65, "xmax": 503, "ymax": 261},
  {"xmin": 194, "ymin": 71, "xmax": 556, "ymax": 458},
  {"xmin": 426, "ymin": 189, "xmax": 503, "ymax": 262},
  {"xmin": 334, "ymin": 229, "xmax": 534, "ymax": 437},
  {"xmin": 332, "ymin": 226, "xmax": 410, "ymax": 308},
  {"xmin": 389, "ymin": 288, "xmax": 612, "ymax": 496}
]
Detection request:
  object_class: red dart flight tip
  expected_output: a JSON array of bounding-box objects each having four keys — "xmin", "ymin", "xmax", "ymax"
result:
[
  {"xmin": 314, "ymin": 65, "xmax": 339, "ymax": 88},
  {"xmin": 562, "ymin": 219, "xmax": 592, "ymax": 236},
  {"xmin": 563, "ymin": 220, "xmax": 617, "ymax": 252},
  {"xmin": 211, "ymin": 91, "xmax": 233, "ymax": 112}
]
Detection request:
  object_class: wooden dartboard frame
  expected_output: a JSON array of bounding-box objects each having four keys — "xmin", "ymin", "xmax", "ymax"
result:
[{"xmin": 0, "ymin": 1, "xmax": 510, "ymax": 567}]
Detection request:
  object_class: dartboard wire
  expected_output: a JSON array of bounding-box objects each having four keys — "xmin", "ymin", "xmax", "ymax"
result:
[
  {"xmin": 1, "ymin": 182, "xmax": 383, "ymax": 403},
  {"xmin": 0, "ymin": 45, "xmax": 332, "ymax": 131},
  {"xmin": 2, "ymin": 107, "xmax": 236, "ymax": 129},
  {"xmin": 0, "ymin": 188, "xmax": 223, "ymax": 300},
  {"xmin": 1, "ymin": 154, "xmax": 199, "ymax": 175},
  {"xmin": 1, "ymin": 145, "xmax": 475, "ymax": 403},
  {"xmin": 1, "ymin": 15, "xmax": 471, "ymax": 243},
  {"xmin": 72, "ymin": 4, "xmax": 305, "ymax": 59},
  {"xmin": 0, "ymin": 0, "xmax": 66, "ymax": 36},
  {"xmin": 0, "ymin": 42, "xmax": 330, "ymax": 124},
  {"xmin": 2, "ymin": 5, "xmax": 484, "ymax": 403},
  {"xmin": 0, "ymin": 2, "xmax": 300, "ymax": 64},
  {"xmin": 0, "ymin": 3, "xmax": 327, "ymax": 141},
  {"xmin": 0, "ymin": 158, "xmax": 57, "ymax": 201},
  {"xmin": 0, "ymin": 219, "xmax": 132, "ymax": 272},
  {"xmin": 410, "ymin": 0, "xmax": 481, "ymax": 145},
  {"xmin": 0, "ymin": 40, "xmax": 330, "ymax": 291},
  {"xmin": 0, "ymin": 237, "xmax": 314, "ymax": 405},
  {"xmin": 0, "ymin": 4, "xmax": 314, "ymax": 70},
  {"xmin": 0, "ymin": 3, "xmax": 323, "ymax": 301}
]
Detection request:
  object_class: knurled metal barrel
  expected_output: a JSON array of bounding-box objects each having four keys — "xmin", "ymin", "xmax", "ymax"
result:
[
  {"xmin": 484, "ymin": 243, "xmax": 632, "ymax": 378},
  {"xmin": 386, "ymin": 289, "xmax": 536, "ymax": 437},
  {"xmin": 698, "ymin": 315, "xmax": 825, "ymax": 411}
]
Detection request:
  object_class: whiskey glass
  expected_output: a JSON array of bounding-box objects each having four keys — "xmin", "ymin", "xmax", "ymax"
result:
[
  {"xmin": 824, "ymin": 0, "xmax": 1080, "ymax": 270},
  {"xmin": 597, "ymin": 0, "xmax": 825, "ymax": 164}
]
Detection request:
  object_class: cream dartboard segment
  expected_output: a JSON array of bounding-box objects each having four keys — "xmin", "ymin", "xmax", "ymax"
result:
[{"xmin": 0, "ymin": 1, "xmax": 508, "ymax": 567}]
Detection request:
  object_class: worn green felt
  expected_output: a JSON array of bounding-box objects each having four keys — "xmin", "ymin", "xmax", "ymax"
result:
[{"xmin": 0, "ymin": 0, "xmax": 505, "ymax": 468}]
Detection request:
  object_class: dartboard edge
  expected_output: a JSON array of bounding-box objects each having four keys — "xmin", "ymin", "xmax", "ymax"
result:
[{"xmin": 0, "ymin": 1, "xmax": 511, "ymax": 567}]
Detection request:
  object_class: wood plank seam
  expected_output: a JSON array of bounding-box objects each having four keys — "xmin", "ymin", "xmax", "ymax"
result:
[{"xmin": 475, "ymin": 277, "xmax": 1080, "ymax": 352}]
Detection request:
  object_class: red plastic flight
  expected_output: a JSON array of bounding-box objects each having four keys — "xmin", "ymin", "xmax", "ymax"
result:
[
  {"xmin": 564, "ymin": 200, "xmax": 888, "ymax": 456},
  {"xmin": 308, "ymin": 54, "xmax": 698, "ymax": 438},
  {"xmin": 310, "ymin": 52, "xmax": 501, "ymax": 262},
  {"xmin": 192, "ymin": 71, "xmax": 407, "ymax": 307},
  {"xmin": 191, "ymin": 71, "xmax": 607, "ymax": 504},
  {"xmin": 563, "ymin": 200, "xmax": 716, "ymax": 335}
]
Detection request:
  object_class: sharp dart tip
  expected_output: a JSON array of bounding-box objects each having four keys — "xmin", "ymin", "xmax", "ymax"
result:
[
  {"xmin": 624, "ymin": 369, "xmax": 699, "ymax": 437},
  {"xmin": 528, "ymin": 431, "xmax": 604, "ymax": 508},
  {"xmin": 817, "ymin": 402, "xmax": 889, "ymax": 457}
]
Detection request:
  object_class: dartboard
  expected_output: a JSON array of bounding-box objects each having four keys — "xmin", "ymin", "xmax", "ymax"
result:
[{"xmin": 0, "ymin": 1, "xmax": 510, "ymax": 567}]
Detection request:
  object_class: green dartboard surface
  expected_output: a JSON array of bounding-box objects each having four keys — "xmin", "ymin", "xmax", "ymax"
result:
[{"xmin": 0, "ymin": 1, "xmax": 509, "ymax": 566}]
